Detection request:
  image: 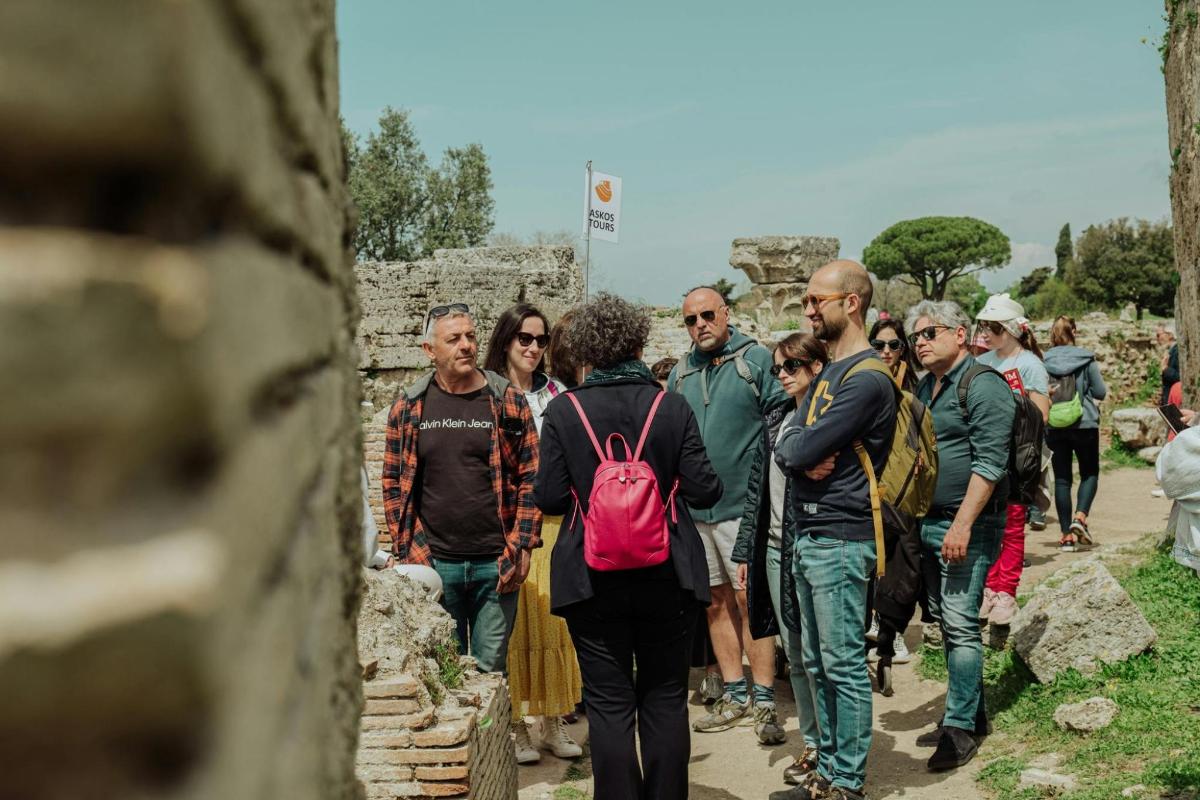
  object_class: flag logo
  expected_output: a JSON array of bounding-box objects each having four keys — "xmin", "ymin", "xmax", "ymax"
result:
[{"xmin": 594, "ymin": 180, "xmax": 613, "ymax": 203}]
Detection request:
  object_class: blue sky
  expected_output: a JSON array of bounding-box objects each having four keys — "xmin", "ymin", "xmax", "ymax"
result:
[{"xmin": 338, "ymin": 1, "xmax": 1171, "ymax": 304}]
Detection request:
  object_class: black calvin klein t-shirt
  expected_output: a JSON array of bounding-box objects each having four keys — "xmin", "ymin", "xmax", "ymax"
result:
[{"xmin": 417, "ymin": 382, "xmax": 505, "ymax": 560}]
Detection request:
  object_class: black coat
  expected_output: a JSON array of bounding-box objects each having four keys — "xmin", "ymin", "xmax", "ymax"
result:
[
  {"xmin": 732, "ymin": 400, "xmax": 792, "ymax": 639},
  {"xmin": 533, "ymin": 377, "xmax": 724, "ymax": 614}
]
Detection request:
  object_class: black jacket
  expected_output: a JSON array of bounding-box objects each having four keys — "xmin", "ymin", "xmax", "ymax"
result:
[
  {"xmin": 533, "ymin": 377, "xmax": 724, "ymax": 614},
  {"xmin": 732, "ymin": 400, "xmax": 793, "ymax": 639}
]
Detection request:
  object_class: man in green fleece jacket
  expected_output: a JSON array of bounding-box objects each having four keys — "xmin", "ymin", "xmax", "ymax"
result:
[{"xmin": 668, "ymin": 286, "xmax": 788, "ymax": 741}]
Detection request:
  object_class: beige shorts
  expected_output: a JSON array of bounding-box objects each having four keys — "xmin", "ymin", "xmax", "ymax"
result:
[{"xmin": 695, "ymin": 518, "xmax": 742, "ymax": 587}]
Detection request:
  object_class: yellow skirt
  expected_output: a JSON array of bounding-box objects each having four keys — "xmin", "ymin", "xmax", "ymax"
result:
[{"xmin": 506, "ymin": 516, "xmax": 583, "ymax": 718}]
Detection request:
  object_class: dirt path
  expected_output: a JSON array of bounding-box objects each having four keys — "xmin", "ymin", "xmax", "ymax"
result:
[{"xmin": 518, "ymin": 467, "xmax": 1166, "ymax": 799}]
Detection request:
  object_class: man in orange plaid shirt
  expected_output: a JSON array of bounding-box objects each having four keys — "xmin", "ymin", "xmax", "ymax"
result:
[{"xmin": 383, "ymin": 303, "xmax": 542, "ymax": 673}]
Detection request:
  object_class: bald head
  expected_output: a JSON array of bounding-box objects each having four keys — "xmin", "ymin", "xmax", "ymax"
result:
[
  {"xmin": 811, "ymin": 260, "xmax": 873, "ymax": 320},
  {"xmin": 684, "ymin": 286, "xmax": 724, "ymax": 306}
]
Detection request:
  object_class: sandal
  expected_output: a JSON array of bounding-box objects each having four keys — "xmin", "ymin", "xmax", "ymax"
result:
[{"xmin": 1059, "ymin": 534, "xmax": 1076, "ymax": 553}]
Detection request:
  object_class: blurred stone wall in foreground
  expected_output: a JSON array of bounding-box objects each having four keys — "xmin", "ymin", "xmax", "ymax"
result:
[{"xmin": 0, "ymin": 1, "xmax": 364, "ymax": 798}]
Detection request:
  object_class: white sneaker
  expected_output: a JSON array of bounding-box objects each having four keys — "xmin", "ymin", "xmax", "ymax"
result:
[
  {"xmin": 866, "ymin": 615, "xmax": 880, "ymax": 641},
  {"xmin": 1152, "ymin": 487, "xmax": 1165, "ymax": 498},
  {"xmin": 513, "ymin": 718, "xmax": 540, "ymax": 764},
  {"xmin": 892, "ymin": 635, "xmax": 912, "ymax": 664},
  {"xmin": 539, "ymin": 715, "xmax": 583, "ymax": 758}
]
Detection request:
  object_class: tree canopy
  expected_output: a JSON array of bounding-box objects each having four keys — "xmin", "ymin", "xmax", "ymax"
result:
[
  {"xmin": 862, "ymin": 216, "xmax": 1011, "ymax": 301},
  {"xmin": 1068, "ymin": 218, "xmax": 1176, "ymax": 319},
  {"xmin": 344, "ymin": 107, "xmax": 494, "ymax": 262},
  {"xmin": 1055, "ymin": 223, "xmax": 1073, "ymax": 279}
]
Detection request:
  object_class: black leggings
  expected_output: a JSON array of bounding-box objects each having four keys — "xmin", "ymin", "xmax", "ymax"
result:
[{"xmin": 1046, "ymin": 428, "xmax": 1101, "ymax": 533}]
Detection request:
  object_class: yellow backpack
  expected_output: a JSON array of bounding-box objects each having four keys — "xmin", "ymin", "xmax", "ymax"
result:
[{"xmin": 838, "ymin": 358, "xmax": 938, "ymax": 576}]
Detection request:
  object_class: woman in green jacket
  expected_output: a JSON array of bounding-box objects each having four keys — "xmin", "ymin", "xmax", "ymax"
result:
[{"xmin": 733, "ymin": 332, "xmax": 828, "ymax": 788}]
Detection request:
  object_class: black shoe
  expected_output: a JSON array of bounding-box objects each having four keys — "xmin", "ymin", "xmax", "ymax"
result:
[
  {"xmin": 915, "ymin": 723, "xmax": 943, "ymax": 747},
  {"xmin": 927, "ymin": 726, "xmax": 979, "ymax": 771}
]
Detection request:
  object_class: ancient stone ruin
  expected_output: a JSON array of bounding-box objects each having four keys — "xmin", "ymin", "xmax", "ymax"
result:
[
  {"xmin": 357, "ymin": 246, "xmax": 583, "ymax": 413},
  {"xmin": 730, "ymin": 236, "xmax": 841, "ymax": 329},
  {"xmin": 358, "ymin": 570, "xmax": 516, "ymax": 800},
  {"xmin": 0, "ymin": 2, "xmax": 363, "ymax": 799}
]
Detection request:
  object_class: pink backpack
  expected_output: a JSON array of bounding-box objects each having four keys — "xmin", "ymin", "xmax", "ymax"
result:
[{"xmin": 565, "ymin": 391, "xmax": 679, "ymax": 571}]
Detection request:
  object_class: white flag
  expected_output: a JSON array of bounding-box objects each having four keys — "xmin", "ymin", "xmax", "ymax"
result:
[{"xmin": 584, "ymin": 170, "xmax": 622, "ymax": 243}]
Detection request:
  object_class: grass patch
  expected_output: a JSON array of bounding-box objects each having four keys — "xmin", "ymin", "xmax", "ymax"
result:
[
  {"xmin": 976, "ymin": 549, "xmax": 1200, "ymax": 799},
  {"xmin": 1101, "ymin": 438, "xmax": 1152, "ymax": 472},
  {"xmin": 434, "ymin": 642, "xmax": 464, "ymax": 690},
  {"xmin": 552, "ymin": 787, "xmax": 590, "ymax": 800}
]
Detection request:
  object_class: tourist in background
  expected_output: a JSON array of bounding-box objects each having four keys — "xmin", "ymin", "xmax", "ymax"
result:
[
  {"xmin": 534, "ymin": 292, "xmax": 722, "ymax": 800},
  {"xmin": 651, "ymin": 356, "xmax": 678, "ymax": 389},
  {"xmin": 382, "ymin": 303, "xmax": 541, "ymax": 674},
  {"xmin": 669, "ymin": 287, "xmax": 789, "ymax": 743},
  {"xmin": 733, "ymin": 332, "xmax": 828, "ymax": 787},
  {"xmin": 1158, "ymin": 325, "xmax": 1180, "ymax": 406},
  {"xmin": 548, "ymin": 309, "xmax": 584, "ymax": 388},
  {"xmin": 908, "ymin": 300, "xmax": 1014, "ymax": 771},
  {"xmin": 771, "ymin": 261, "xmax": 898, "ymax": 800},
  {"xmin": 484, "ymin": 304, "xmax": 584, "ymax": 764},
  {"xmin": 974, "ymin": 294, "xmax": 1050, "ymax": 627},
  {"xmin": 1042, "ymin": 316, "xmax": 1108, "ymax": 552},
  {"xmin": 865, "ymin": 318, "xmax": 925, "ymax": 688}
]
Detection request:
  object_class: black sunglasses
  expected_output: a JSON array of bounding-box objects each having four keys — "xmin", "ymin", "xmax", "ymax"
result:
[
  {"xmin": 907, "ymin": 325, "xmax": 952, "ymax": 344},
  {"xmin": 770, "ymin": 358, "xmax": 812, "ymax": 377},
  {"xmin": 871, "ymin": 338, "xmax": 904, "ymax": 353},
  {"xmin": 515, "ymin": 332, "xmax": 550, "ymax": 348},
  {"xmin": 684, "ymin": 308, "xmax": 721, "ymax": 328},
  {"xmin": 425, "ymin": 302, "xmax": 470, "ymax": 328}
]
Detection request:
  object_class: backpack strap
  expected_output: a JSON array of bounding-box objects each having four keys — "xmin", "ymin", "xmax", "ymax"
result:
[
  {"xmin": 633, "ymin": 391, "xmax": 667, "ymax": 461},
  {"xmin": 672, "ymin": 341, "xmax": 762, "ymax": 402},
  {"xmin": 841, "ymin": 358, "xmax": 896, "ymax": 578},
  {"xmin": 728, "ymin": 341, "xmax": 761, "ymax": 400},
  {"xmin": 565, "ymin": 393, "xmax": 606, "ymax": 462},
  {"xmin": 956, "ymin": 363, "xmax": 1005, "ymax": 421}
]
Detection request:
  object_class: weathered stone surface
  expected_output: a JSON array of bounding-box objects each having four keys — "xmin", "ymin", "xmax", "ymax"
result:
[
  {"xmin": 729, "ymin": 236, "xmax": 840, "ymax": 284},
  {"xmin": 740, "ymin": 282, "xmax": 812, "ymax": 329},
  {"xmin": 1019, "ymin": 767, "xmax": 1078, "ymax": 793},
  {"xmin": 412, "ymin": 719, "xmax": 472, "ymax": 747},
  {"xmin": 1166, "ymin": 2, "xmax": 1200, "ymax": 408},
  {"xmin": 1053, "ymin": 696, "xmax": 1119, "ymax": 733},
  {"xmin": 415, "ymin": 765, "xmax": 469, "ymax": 780},
  {"xmin": 355, "ymin": 246, "xmax": 583, "ymax": 411},
  {"xmin": 364, "ymin": 698, "xmax": 423, "ymax": 716},
  {"xmin": 1112, "ymin": 408, "xmax": 1168, "ymax": 449},
  {"xmin": 358, "ymin": 569, "xmax": 456, "ymax": 685},
  {"xmin": 0, "ymin": 3, "xmax": 362, "ymax": 799},
  {"xmin": 1011, "ymin": 559, "xmax": 1157, "ymax": 683},
  {"xmin": 365, "ymin": 676, "xmax": 423, "ymax": 699},
  {"xmin": 1137, "ymin": 445, "xmax": 1163, "ymax": 464}
]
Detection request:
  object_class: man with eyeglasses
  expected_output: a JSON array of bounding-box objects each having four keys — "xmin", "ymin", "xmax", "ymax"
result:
[
  {"xmin": 769, "ymin": 261, "xmax": 896, "ymax": 800},
  {"xmin": 905, "ymin": 300, "xmax": 1015, "ymax": 773},
  {"xmin": 382, "ymin": 303, "xmax": 542, "ymax": 675},
  {"xmin": 668, "ymin": 286, "xmax": 788, "ymax": 743}
]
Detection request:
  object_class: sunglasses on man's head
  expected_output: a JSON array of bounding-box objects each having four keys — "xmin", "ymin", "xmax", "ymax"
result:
[
  {"xmin": 770, "ymin": 358, "xmax": 812, "ymax": 377},
  {"xmin": 425, "ymin": 302, "xmax": 470, "ymax": 327},
  {"xmin": 683, "ymin": 308, "xmax": 721, "ymax": 328},
  {"xmin": 871, "ymin": 338, "xmax": 904, "ymax": 353},
  {"xmin": 515, "ymin": 332, "xmax": 550, "ymax": 348},
  {"xmin": 907, "ymin": 325, "xmax": 952, "ymax": 344}
]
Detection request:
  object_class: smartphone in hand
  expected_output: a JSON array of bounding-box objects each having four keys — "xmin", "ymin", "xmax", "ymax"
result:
[{"xmin": 1158, "ymin": 403, "xmax": 1186, "ymax": 435}]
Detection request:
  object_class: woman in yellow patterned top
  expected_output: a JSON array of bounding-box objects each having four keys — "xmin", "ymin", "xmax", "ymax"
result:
[{"xmin": 484, "ymin": 304, "xmax": 583, "ymax": 764}]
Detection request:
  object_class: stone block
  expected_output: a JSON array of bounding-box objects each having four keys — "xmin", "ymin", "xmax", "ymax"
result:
[
  {"xmin": 363, "ymin": 780, "xmax": 424, "ymax": 798},
  {"xmin": 729, "ymin": 236, "xmax": 840, "ymax": 284},
  {"xmin": 414, "ymin": 765, "xmax": 469, "ymax": 780},
  {"xmin": 388, "ymin": 745, "xmax": 470, "ymax": 765},
  {"xmin": 418, "ymin": 780, "xmax": 470, "ymax": 797},
  {"xmin": 1112, "ymin": 408, "xmax": 1168, "ymax": 449},
  {"xmin": 359, "ymin": 731, "xmax": 414, "ymax": 748},
  {"xmin": 365, "ymin": 676, "xmax": 422, "ymax": 699},
  {"xmin": 1011, "ymin": 559, "xmax": 1157, "ymax": 683},
  {"xmin": 357, "ymin": 764, "xmax": 415, "ymax": 783},
  {"xmin": 413, "ymin": 718, "xmax": 472, "ymax": 747},
  {"xmin": 1054, "ymin": 696, "xmax": 1119, "ymax": 733},
  {"xmin": 1137, "ymin": 445, "xmax": 1163, "ymax": 464}
]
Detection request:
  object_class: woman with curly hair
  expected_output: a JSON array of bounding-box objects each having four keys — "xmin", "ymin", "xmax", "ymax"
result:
[
  {"xmin": 534, "ymin": 292, "xmax": 723, "ymax": 800},
  {"xmin": 483, "ymin": 303, "xmax": 584, "ymax": 764}
]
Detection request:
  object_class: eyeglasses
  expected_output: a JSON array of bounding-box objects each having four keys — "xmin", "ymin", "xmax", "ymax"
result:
[
  {"xmin": 515, "ymin": 332, "xmax": 550, "ymax": 348},
  {"xmin": 684, "ymin": 308, "xmax": 722, "ymax": 328},
  {"xmin": 425, "ymin": 303, "xmax": 470, "ymax": 328},
  {"xmin": 907, "ymin": 325, "xmax": 952, "ymax": 344},
  {"xmin": 770, "ymin": 358, "xmax": 812, "ymax": 377},
  {"xmin": 801, "ymin": 292, "xmax": 849, "ymax": 310},
  {"xmin": 871, "ymin": 338, "xmax": 904, "ymax": 353}
]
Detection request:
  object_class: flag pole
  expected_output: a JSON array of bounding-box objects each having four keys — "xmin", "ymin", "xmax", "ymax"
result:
[{"xmin": 583, "ymin": 160, "xmax": 592, "ymax": 300}]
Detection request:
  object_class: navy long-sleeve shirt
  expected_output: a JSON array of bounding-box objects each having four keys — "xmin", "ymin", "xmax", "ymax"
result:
[{"xmin": 774, "ymin": 349, "xmax": 897, "ymax": 540}]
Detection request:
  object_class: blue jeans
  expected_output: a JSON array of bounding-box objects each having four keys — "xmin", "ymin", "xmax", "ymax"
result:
[
  {"xmin": 765, "ymin": 545, "xmax": 820, "ymax": 749},
  {"xmin": 432, "ymin": 557, "xmax": 519, "ymax": 674},
  {"xmin": 919, "ymin": 513, "xmax": 1003, "ymax": 730},
  {"xmin": 793, "ymin": 531, "xmax": 876, "ymax": 791}
]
